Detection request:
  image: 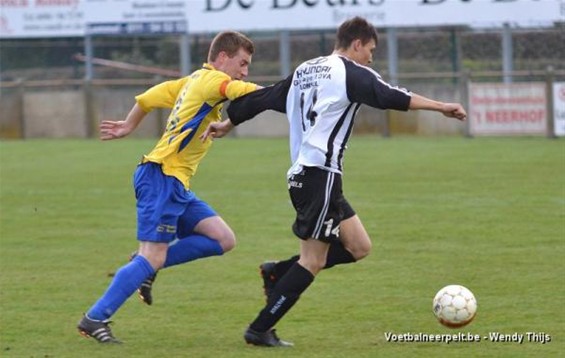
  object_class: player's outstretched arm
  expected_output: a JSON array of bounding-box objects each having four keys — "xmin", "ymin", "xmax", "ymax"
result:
[
  {"xmin": 200, "ymin": 119, "xmax": 235, "ymax": 142},
  {"xmin": 409, "ymin": 93, "xmax": 467, "ymax": 121},
  {"xmin": 100, "ymin": 103, "xmax": 147, "ymax": 140}
]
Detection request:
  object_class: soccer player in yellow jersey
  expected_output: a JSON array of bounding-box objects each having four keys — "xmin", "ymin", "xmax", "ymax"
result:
[{"xmin": 77, "ymin": 31, "xmax": 260, "ymax": 343}]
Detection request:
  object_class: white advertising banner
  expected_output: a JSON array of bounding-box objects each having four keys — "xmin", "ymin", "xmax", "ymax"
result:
[
  {"xmin": 553, "ymin": 82, "xmax": 565, "ymax": 137},
  {"xmin": 469, "ymin": 83, "xmax": 547, "ymax": 136},
  {"xmin": 188, "ymin": 0, "xmax": 564, "ymax": 33},
  {"xmin": 1, "ymin": 0, "xmax": 563, "ymax": 38},
  {"xmin": 83, "ymin": 0, "xmax": 188, "ymax": 35}
]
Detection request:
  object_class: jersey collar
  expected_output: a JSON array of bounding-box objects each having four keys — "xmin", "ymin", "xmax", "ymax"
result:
[{"xmin": 202, "ymin": 63, "xmax": 216, "ymax": 71}]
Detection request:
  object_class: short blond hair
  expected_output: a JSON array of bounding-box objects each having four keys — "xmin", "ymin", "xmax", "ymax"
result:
[{"xmin": 208, "ymin": 31, "xmax": 255, "ymax": 62}]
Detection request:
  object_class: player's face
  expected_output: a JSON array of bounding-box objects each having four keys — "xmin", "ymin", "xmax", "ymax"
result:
[
  {"xmin": 353, "ymin": 39, "xmax": 376, "ymax": 66},
  {"xmin": 221, "ymin": 48, "xmax": 252, "ymax": 80}
]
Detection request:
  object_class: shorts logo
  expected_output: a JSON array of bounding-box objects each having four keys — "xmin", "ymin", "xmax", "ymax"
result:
[
  {"xmin": 157, "ymin": 224, "xmax": 176, "ymax": 234},
  {"xmin": 288, "ymin": 179, "xmax": 303, "ymax": 189}
]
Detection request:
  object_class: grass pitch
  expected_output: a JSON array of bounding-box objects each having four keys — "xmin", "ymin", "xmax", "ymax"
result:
[{"xmin": 0, "ymin": 137, "xmax": 563, "ymax": 357}]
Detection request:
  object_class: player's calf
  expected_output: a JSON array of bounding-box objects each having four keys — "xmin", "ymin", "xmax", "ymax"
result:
[{"xmin": 130, "ymin": 251, "xmax": 158, "ymax": 305}]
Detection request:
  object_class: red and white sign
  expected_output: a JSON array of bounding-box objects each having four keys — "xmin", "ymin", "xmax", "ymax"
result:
[
  {"xmin": 553, "ymin": 82, "xmax": 565, "ymax": 137},
  {"xmin": 469, "ymin": 83, "xmax": 547, "ymax": 136},
  {"xmin": 0, "ymin": 0, "xmax": 84, "ymax": 38}
]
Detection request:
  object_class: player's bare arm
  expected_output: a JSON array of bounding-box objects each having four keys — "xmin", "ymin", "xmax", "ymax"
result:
[
  {"xmin": 100, "ymin": 103, "xmax": 147, "ymax": 140},
  {"xmin": 409, "ymin": 93, "xmax": 467, "ymax": 121}
]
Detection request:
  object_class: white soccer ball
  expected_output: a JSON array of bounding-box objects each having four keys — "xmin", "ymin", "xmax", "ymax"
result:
[{"xmin": 432, "ymin": 285, "xmax": 477, "ymax": 328}]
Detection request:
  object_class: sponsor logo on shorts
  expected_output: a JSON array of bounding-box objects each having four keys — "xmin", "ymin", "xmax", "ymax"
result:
[
  {"xmin": 288, "ymin": 180, "xmax": 303, "ymax": 189},
  {"xmin": 157, "ymin": 224, "xmax": 176, "ymax": 233}
]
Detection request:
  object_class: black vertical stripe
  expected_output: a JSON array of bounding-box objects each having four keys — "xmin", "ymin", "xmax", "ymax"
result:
[
  {"xmin": 324, "ymin": 103, "xmax": 354, "ymax": 168},
  {"xmin": 336, "ymin": 103, "xmax": 361, "ymax": 171}
]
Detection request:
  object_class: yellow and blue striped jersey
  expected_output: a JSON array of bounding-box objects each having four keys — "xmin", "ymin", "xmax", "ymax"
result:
[{"xmin": 135, "ymin": 63, "xmax": 257, "ymax": 189}]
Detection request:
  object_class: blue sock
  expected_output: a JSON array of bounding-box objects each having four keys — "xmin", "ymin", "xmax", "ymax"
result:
[
  {"xmin": 163, "ymin": 235, "xmax": 224, "ymax": 268},
  {"xmin": 87, "ymin": 255, "xmax": 155, "ymax": 321}
]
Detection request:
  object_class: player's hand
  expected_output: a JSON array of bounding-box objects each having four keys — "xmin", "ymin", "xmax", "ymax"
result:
[
  {"xmin": 99, "ymin": 120, "xmax": 134, "ymax": 140},
  {"xmin": 441, "ymin": 103, "xmax": 467, "ymax": 121},
  {"xmin": 200, "ymin": 120, "xmax": 235, "ymax": 142}
]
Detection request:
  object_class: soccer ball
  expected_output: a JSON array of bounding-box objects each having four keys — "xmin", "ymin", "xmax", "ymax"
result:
[{"xmin": 432, "ymin": 285, "xmax": 477, "ymax": 328}]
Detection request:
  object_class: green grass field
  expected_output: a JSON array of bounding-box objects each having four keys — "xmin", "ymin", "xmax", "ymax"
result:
[{"xmin": 1, "ymin": 137, "xmax": 564, "ymax": 358}]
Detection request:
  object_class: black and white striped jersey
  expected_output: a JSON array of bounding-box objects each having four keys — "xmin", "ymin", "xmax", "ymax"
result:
[{"xmin": 228, "ymin": 54, "xmax": 412, "ymax": 176}]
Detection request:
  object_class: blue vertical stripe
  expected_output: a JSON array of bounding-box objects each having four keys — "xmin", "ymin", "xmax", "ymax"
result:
[{"xmin": 177, "ymin": 103, "xmax": 213, "ymax": 153}]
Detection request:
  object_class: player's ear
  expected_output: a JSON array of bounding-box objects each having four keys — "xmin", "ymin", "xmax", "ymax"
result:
[
  {"xmin": 216, "ymin": 51, "xmax": 229, "ymax": 63},
  {"xmin": 352, "ymin": 39, "xmax": 363, "ymax": 52}
]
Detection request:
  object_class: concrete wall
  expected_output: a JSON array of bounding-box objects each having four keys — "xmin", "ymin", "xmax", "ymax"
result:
[
  {"xmin": 95, "ymin": 88, "xmax": 164, "ymax": 138},
  {"xmin": 23, "ymin": 91, "xmax": 88, "ymax": 138},
  {"xmin": 0, "ymin": 89, "xmax": 23, "ymax": 139},
  {"xmin": 408, "ymin": 85, "xmax": 466, "ymax": 136},
  {"xmin": 233, "ymin": 110, "xmax": 289, "ymax": 137},
  {"xmin": 0, "ymin": 84, "xmax": 466, "ymax": 139}
]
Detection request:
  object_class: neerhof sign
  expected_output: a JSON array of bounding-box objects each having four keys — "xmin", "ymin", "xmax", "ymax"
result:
[{"xmin": 469, "ymin": 83, "xmax": 547, "ymax": 136}]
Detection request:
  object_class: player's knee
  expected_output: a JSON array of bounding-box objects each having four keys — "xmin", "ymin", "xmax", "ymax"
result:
[
  {"xmin": 138, "ymin": 242, "xmax": 169, "ymax": 269},
  {"xmin": 349, "ymin": 238, "xmax": 372, "ymax": 261},
  {"xmin": 193, "ymin": 216, "xmax": 236, "ymax": 253},
  {"xmin": 217, "ymin": 229, "xmax": 236, "ymax": 253},
  {"xmin": 298, "ymin": 256, "xmax": 326, "ymax": 275},
  {"xmin": 201, "ymin": 224, "xmax": 236, "ymax": 253},
  {"xmin": 139, "ymin": 250, "xmax": 167, "ymax": 270}
]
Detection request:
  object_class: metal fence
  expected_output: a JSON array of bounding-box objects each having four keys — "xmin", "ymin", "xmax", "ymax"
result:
[
  {"xmin": 1, "ymin": 25, "xmax": 564, "ymax": 81},
  {"xmin": 1, "ymin": 25, "xmax": 564, "ymax": 139}
]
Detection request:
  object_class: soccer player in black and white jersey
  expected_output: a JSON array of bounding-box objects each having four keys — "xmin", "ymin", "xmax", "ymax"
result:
[{"xmin": 201, "ymin": 17, "xmax": 467, "ymax": 347}]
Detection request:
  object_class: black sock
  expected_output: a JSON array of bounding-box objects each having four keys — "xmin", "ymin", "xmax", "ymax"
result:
[
  {"xmin": 250, "ymin": 263, "xmax": 314, "ymax": 332},
  {"xmin": 324, "ymin": 241, "xmax": 356, "ymax": 268},
  {"xmin": 273, "ymin": 242, "xmax": 355, "ymax": 278},
  {"xmin": 273, "ymin": 255, "xmax": 299, "ymax": 277}
]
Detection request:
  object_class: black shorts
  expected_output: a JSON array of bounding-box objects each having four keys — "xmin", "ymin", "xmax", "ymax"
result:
[{"xmin": 288, "ymin": 166, "xmax": 355, "ymax": 243}]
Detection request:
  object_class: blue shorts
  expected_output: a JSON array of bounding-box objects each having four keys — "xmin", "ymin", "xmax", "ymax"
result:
[{"xmin": 133, "ymin": 162, "xmax": 217, "ymax": 243}]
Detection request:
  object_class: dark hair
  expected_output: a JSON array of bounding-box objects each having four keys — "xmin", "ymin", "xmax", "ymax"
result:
[
  {"xmin": 335, "ymin": 17, "xmax": 378, "ymax": 50},
  {"xmin": 208, "ymin": 31, "xmax": 255, "ymax": 62}
]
